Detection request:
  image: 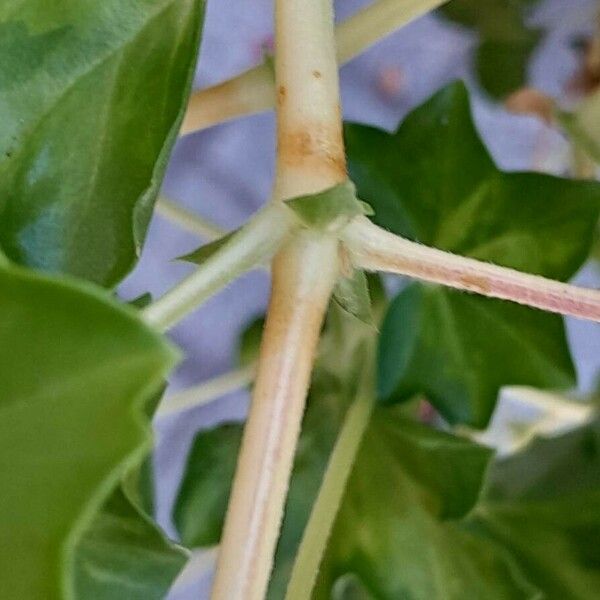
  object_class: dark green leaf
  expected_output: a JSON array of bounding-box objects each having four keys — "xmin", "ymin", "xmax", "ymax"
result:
[
  {"xmin": 346, "ymin": 82, "xmax": 599, "ymax": 427},
  {"xmin": 74, "ymin": 484, "xmax": 187, "ymax": 600},
  {"xmin": 0, "ymin": 0, "xmax": 205, "ymax": 286},
  {"xmin": 174, "ymin": 424, "xmax": 243, "ymax": 548},
  {"xmin": 313, "ymin": 410, "xmax": 535, "ymax": 600},
  {"xmin": 378, "ymin": 284, "xmax": 575, "ymax": 427},
  {"xmin": 237, "ymin": 316, "xmax": 265, "ymax": 367},
  {"xmin": 173, "ymin": 403, "xmax": 536, "ymax": 599},
  {"xmin": 440, "ymin": 0, "xmax": 541, "ymax": 98},
  {"xmin": 475, "ymin": 420, "xmax": 600, "ymax": 598},
  {"xmin": 0, "ymin": 263, "xmax": 177, "ymax": 599},
  {"xmin": 285, "ymin": 181, "xmax": 371, "ymax": 231},
  {"xmin": 127, "ymin": 292, "xmax": 154, "ymax": 310}
]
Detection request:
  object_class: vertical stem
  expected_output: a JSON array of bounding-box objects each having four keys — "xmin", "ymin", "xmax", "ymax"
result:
[
  {"xmin": 210, "ymin": 0, "xmax": 346, "ymax": 598},
  {"xmin": 274, "ymin": 0, "xmax": 346, "ymax": 199},
  {"xmin": 210, "ymin": 235, "xmax": 338, "ymax": 600}
]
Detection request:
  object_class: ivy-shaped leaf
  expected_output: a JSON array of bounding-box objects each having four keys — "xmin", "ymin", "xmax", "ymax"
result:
[
  {"xmin": 475, "ymin": 420, "xmax": 600, "ymax": 598},
  {"xmin": 345, "ymin": 82, "xmax": 600, "ymax": 427},
  {"xmin": 440, "ymin": 0, "xmax": 542, "ymax": 98},
  {"xmin": 0, "ymin": 264, "xmax": 177, "ymax": 598},
  {"xmin": 378, "ymin": 284, "xmax": 575, "ymax": 427},
  {"xmin": 0, "ymin": 0, "xmax": 205, "ymax": 287},
  {"xmin": 312, "ymin": 410, "xmax": 537, "ymax": 600},
  {"xmin": 172, "ymin": 407, "xmax": 538, "ymax": 599}
]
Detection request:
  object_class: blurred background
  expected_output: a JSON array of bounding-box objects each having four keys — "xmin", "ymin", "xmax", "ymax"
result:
[{"xmin": 118, "ymin": 0, "xmax": 600, "ymax": 595}]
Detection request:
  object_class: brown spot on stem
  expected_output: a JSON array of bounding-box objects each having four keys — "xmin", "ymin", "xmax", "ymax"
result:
[
  {"xmin": 278, "ymin": 124, "xmax": 346, "ymax": 179},
  {"xmin": 277, "ymin": 86, "xmax": 286, "ymax": 106},
  {"xmin": 312, "ymin": 70, "xmax": 322, "ymax": 79},
  {"xmin": 459, "ymin": 274, "xmax": 491, "ymax": 294}
]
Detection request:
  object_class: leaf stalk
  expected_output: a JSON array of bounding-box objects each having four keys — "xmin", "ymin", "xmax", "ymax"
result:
[{"xmin": 343, "ymin": 216, "xmax": 600, "ymax": 323}]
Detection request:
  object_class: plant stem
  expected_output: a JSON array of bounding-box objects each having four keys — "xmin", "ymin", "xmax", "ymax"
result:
[
  {"xmin": 154, "ymin": 363, "xmax": 256, "ymax": 419},
  {"xmin": 180, "ymin": 65, "xmax": 274, "ymax": 135},
  {"xmin": 335, "ymin": 0, "xmax": 448, "ymax": 64},
  {"xmin": 142, "ymin": 203, "xmax": 294, "ymax": 331},
  {"xmin": 181, "ymin": 0, "xmax": 447, "ymax": 134},
  {"xmin": 343, "ymin": 216, "xmax": 600, "ymax": 323},
  {"xmin": 285, "ymin": 354, "xmax": 375, "ymax": 600},
  {"xmin": 210, "ymin": 234, "xmax": 339, "ymax": 600},
  {"xmin": 155, "ymin": 196, "xmax": 225, "ymax": 240},
  {"xmin": 210, "ymin": 0, "xmax": 345, "ymax": 596}
]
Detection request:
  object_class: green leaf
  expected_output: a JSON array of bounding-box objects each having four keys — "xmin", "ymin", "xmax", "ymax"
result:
[
  {"xmin": 74, "ymin": 483, "xmax": 187, "ymax": 600},
  {"xmin": 285, "ymin": 181, "xmax": 372, "ymax": 232},
  {"xmin": 127, "ymin": 292, "xmax": 154, "ymax": 310},
  {"xmin": 0, "ymin": 0, "xmax": 205, "ymax": 287},
  {"xmin": 346, "ymin": 81, "xmax": 599, "ymax": 427},
  {"xmin": 312, "ymin": 410, "xmax": 536, "ymax": 600},
  {"xmin": 237, "ymin": 316, "xmax": 265, "ymax": 367},
  {"xmin": 174, "ymin": 424, "xmax": 242, "ymax": 548},
  {"xmin": 378, "ymin": 284, "xmax": 575, "ymax": 427},
  {"xmin": 172, "ymin": 404, "xmax": 537, "ymax": 599},
  {"xmin": 180, "ymin": 230, "xmax": 237, "ymax": 265},
  {"xmin": 475, "ymin": 420, "xmax": 600, "ymax": 598},
  {"xmin": 0, "ymin": 263, "xmax": 177, "ymax": 599},
  {"xmin": 440, "ymin": 0, "xmax": 541, "ymax": 98},
  {"xmin": 332, "ymin": 269, "xmax": 374, "ymax": 326}
]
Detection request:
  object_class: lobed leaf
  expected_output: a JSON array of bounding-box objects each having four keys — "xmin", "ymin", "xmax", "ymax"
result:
[
  {"xmin": 475, "ymin": 420, "xmax": 600, "ymax": 599},
  {"xmin": 345, "ymin": 81, "xmax": 599, "ymax": 427},
  {"xmin": 0, "ymin": 263, "xmax": 177, "ymax": 598}
]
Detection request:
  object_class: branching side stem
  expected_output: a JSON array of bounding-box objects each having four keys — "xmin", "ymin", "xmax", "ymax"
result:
[
  {"xmin": 343, "ymin": 216, "xmax": 600, "ymax": 323},
  {"xmin": 142, "ymin": 203, "xmax": 294, "ymax": 331},
  {"xmin": 155, "ymin": 363, "xmax": 256, "ymax": 419},
  {"xmin": 180, "ymin": 0, "xmax": 447, "ymax": 134}
]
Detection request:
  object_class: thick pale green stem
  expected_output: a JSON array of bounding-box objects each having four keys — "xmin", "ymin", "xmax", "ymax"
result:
[
  {"xmin": 210, "ymin": 0, "xmax": 345, "ymax": 597},
  {"xmin": 142, "ymin": 204, "xmax": 294, "ymax": 331},
  {"xmin": 181, "ymin": 0, "xmax": 447, "ymax": 134},
  {"xmin": 285, "ymin": 355, "xmax": 375, "ymax": 600}
]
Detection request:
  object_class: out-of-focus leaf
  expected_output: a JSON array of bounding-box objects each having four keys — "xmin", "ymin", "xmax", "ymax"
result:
[
  {"xmin": 333, "ymin": 268, "xmax": 374, "ymax": 326},
  {"xmin": 475, "ymin": 420, "xmax": 600, "ymax": 599},
  {"xmin": 440, "ymin": 0, "xmax": 542, "ymax": 98}
]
